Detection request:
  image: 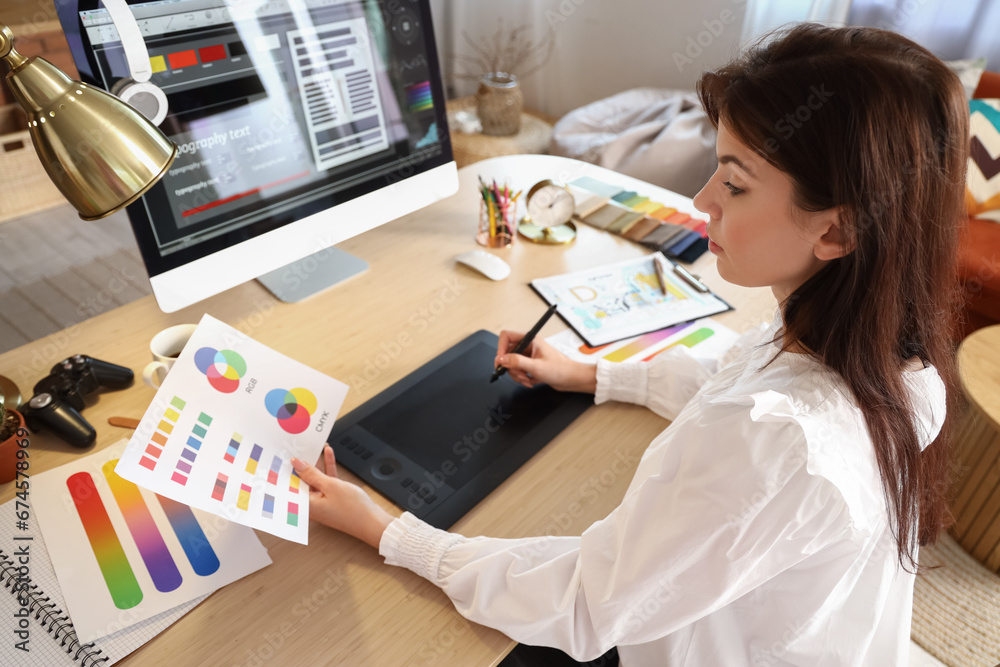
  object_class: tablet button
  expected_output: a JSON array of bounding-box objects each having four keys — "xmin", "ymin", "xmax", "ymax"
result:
[
  {"xmin": 361, "ymin": 451, "xmax": 373, "ymax": 461},
  {"xmin": 372, "ymin": 457, "xmax": 401, "ymax": 479}
]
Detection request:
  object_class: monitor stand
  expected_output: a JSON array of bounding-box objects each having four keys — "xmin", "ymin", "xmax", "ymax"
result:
[{"xmin": 256, "ymin": 247, "xmax": 369, "ymax": 303}]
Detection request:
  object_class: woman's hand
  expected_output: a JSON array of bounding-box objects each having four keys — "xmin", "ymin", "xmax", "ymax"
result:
[
  {"xmin": 494, "ymin": 330, "xmax": 597, "ymax": 393},
  {"xmin": 291, "ymin": 445, "xmax": 395, "ymax": 549}
]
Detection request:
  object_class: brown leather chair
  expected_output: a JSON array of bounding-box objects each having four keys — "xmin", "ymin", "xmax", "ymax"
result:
[{"xmin": 957, "ymin": 71, "xmax": 1000, "ymax": 338}]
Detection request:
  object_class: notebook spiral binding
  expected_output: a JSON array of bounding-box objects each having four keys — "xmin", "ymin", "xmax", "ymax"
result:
[{"xmin": 0, "ymin": 549, "xmax": 109, "ymax": 666}]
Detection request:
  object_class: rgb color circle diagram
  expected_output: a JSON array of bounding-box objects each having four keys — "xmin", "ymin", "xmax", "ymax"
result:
[
  {"xmin": 194, "ymin": 347, "xmax": 247, "ymax": 393},
  {"xmin": 265, "ymin": 388, "xmax": 317, "ymax": 434}
]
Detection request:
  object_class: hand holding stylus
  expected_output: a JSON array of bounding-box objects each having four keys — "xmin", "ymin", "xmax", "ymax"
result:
[
  {"xmin": 493, "ymin": 305, "xmax": 598, "ymax": 393},
  {"xmin": 491, "ymin": 304, "xmax": 558, "ymax": 383}
]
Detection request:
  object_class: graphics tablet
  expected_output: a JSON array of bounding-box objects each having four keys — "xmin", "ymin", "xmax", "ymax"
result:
[{"xmin": 328, "ymin": 330, "xmax": 593, "ymax": 528}]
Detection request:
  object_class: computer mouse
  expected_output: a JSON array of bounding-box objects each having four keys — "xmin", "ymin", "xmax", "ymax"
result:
[{"xmin": 454, "ymin": 250, "xmax": 511, "ymax": 280}]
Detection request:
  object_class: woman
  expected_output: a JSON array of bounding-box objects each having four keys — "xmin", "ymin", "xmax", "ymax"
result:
[{"xmin": 292, "ymin": 24, "xmax": 968, "ymax": 666}]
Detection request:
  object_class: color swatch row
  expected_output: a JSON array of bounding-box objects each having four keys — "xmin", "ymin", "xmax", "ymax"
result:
[
  {"xmin": 214, "ymin": 431, "xmax": 301, "ymax": 527},
  {"xmin": 148, "ymin": 41, "xmax": 248, "ymax": 74},
  {"xmin": 568, "ymin": 176, "xmax": 709, "ymax": 263},
  {"xmin": 140, "ymin": 396, "xmax": 185, "ymax": 472}
]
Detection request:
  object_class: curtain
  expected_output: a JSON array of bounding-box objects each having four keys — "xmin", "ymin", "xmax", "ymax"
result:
[
  {"xmin": 740, "ymin": 0, "xmax": 852, "ymax": 45},
  {"xmin": 848, "ymin": 0, "xmax": 1000, "ymax": 71}
]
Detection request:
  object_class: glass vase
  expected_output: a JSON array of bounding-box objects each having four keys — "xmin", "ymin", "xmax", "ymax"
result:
[{"xmin": 475, "ymin": 72, "xmax": 523, "ymax": 136}]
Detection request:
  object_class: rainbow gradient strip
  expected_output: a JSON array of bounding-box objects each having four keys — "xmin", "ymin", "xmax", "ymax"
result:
[
  {"xmin": 172, "ymin": 412, "xmax": 212, "ymax": 486},
  {"xmin": 602, "ymin": 323, "xmax": 688, "ymax": 362},
  {"xmin": 67, "ymin": 472, "xmax": 144, "ymax": 609},
  {"xmin": 246, "ymin": 444, "xmax": 262, "ymax": 475},
  {"xmin": 140, "ymin": 396, "xmax": 185, "ymax": 471},
  {"xmin": 156, "ymin": 494, "xmax": 220, "ymax": 576},
  {"xmin": 103, "ymin": 461, "xmax": 182, "ymax": 593},
  {"xmin": 224, "ymin": 433, "xmax": 242, "ymax": 463},
  {"xmin": 643, "ymin": 327, "xmax": 715, "ymax": 361},
  {"xmin": 406, "ymin": 81, "xmax": 432, "ymax": 111}
]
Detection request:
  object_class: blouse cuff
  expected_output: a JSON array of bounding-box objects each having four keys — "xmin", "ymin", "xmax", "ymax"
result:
[
  {"xmin": 379, "ymin": 512, "xmax": 464, "ymax": 584},
  {"xmin": 594, "ymin": 359, "xmax": 648, "ymax": 407}
]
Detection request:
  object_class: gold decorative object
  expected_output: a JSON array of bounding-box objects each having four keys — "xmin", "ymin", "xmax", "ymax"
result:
[
  {"xmin": 0, "ymin": 23, "xmax": 176, "ymax": 220},
  {"xmin": 518, "ymin": 179, "xmax": 577, "ymax": 245}
]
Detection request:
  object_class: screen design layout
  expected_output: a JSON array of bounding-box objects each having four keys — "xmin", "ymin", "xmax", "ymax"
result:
[{"xmin": 62, "ymin": 0, "xmax": 450, "ymax": 278}]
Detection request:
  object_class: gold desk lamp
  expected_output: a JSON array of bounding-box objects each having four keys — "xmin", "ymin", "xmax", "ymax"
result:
[{"xmin": 0, "ymin": 23, "xmax": 176, "ymax": 220}]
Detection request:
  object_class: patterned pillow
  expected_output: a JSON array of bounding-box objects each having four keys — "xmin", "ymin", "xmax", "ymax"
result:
[{"xmin": 968, "ymin": 99, "xmax": 1000, "ymax": 223}]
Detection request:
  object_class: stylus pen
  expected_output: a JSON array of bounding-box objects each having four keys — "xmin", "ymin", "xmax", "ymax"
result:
[{"xmin": 491, "ymin": 303, "xmax": 560, "ymax": 383}]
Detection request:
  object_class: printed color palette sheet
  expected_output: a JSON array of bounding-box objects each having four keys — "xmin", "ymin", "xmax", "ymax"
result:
[
  {"xmin": 117, "ymin": 314, "xmax": 349, "ymax": 544},
  {"xmin": 546, "ymin": 318, "xmax": 738, "ymax": 365},
  {"xmin": 531, "ymin": 255, "xmax": 732, "ymax": 347},
  {"xmin": 32, "ymin": 439, "xmax": 271, "ymax": 643}
]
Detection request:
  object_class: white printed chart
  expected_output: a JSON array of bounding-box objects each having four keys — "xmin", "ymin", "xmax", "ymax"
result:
[
  {"xmin": 33, "ymin": 439, "xmax": 271, "ymax": 643},
  {"xmin": 116, "ymin": 314, "xmax": 349, "ymax": 544},
  {"xmin": 546, "ymin": 318, "xmax": 739, "ymax": 365}
]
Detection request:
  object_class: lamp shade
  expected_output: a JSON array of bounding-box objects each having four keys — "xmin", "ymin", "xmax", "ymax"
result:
[{"xmin": 0, "ymin": 24, "xmax": 176, "ymax": 220}]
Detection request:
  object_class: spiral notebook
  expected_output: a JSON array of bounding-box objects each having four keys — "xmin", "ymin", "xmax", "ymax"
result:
[{"xmin": 0, "ymin": 497, "xmax": 202, "ymax": 666}]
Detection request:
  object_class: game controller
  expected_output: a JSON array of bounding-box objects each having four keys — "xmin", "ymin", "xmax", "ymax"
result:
[{"xmin": 21, "ymin": 355, "xmax": 134, "ymax": 448}]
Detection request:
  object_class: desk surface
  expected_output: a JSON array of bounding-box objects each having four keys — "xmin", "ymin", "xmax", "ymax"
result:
[{"xmin": 0, "ymin": 155, "xmax": 776, "ymax": 666}]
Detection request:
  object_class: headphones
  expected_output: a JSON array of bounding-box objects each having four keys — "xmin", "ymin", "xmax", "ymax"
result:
[{"xmin": 103, "ymin": 0, "xmax": 169, "ymax": 126}]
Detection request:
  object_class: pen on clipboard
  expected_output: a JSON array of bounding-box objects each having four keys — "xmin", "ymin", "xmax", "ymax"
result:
[
  {"xmin": 654, "ymin": 253, "xmax": 710, "ymax": 293},
  {"xmin": 491, "ymin": 303, "xmax": 559, "ymax": 383}
]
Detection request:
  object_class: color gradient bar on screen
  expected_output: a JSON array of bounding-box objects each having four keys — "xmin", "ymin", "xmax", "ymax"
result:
[
  {"xmin": 212, "ymin": 473, "xmax": 228, "ymax": 501},
  {"xmin": 172, "ymin": 411, "xmax": 212, "ymax": 486},
  {"xmin": 224, "ymin": 433, "xmax": 242, "ymax": 463},
  {"xmin": 287, "ymin": 502, "xmax": 299, "ymax": 526},
  {"xmin": 246, "ymin": 444, "xmax": 263, "ymax": 474},
  {"xmin": 237, "ymin": 484, "xmax": 252, "ymax": 511},
  {"xmin": 289, "ymin": 472, "xmax": 300, "ymax": 494},
  {"xmin": 643, "ymin": 327, "xmax": 715, "ymax": 361},
  {"xmin": 67, "ymin": 472, "xmax": 143, "ymax": 609},
  {"xmin": 603, "ymin": 324, "xmax": 688, "ymax": 363},
  {"xmin": 140, "ymin": 396, "xmax": 185, "ymax": 472},
  {"xmin": 406, "ymin": 81, "xmax": 432, "ymax": 111},
  {"xmin": 103, "ymin": 461, "xmax": 182, "ymax": 593},
  {"xmin": 156, "ymin": 494, "xmax": 221, "ymax": 576},
  {"xmin": 262, "ymin": 494, "xmax": 275, "ymax": 519},
  {"xmin": 267, "ymin": 456, "xmax": 282, "ymax": 485}
]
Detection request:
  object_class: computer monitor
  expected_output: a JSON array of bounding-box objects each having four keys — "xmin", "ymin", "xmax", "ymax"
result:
[{"xmin": 57, "ymin": 0, "xmax": 457, "ymax": 312}]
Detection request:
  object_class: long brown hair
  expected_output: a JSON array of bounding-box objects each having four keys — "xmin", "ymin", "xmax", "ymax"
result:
[{"xmin": 697, "ymin": 24, "xmax": 969, "ymax": 571}]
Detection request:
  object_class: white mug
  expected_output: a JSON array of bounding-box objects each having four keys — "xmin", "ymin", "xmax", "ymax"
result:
[{"xmin": 142, "ymin": 324, "xmax": 198, "ymax": 389}]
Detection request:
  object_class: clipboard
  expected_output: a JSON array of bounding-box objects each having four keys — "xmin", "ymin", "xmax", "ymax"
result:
[{"xmin": 530, "ymin": 253, "xmax": 733, "ymax": 348}]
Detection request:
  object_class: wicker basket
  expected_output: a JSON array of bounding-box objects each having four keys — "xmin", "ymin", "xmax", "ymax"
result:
[{"xmin": 0, "ymin": 104, "xmax": 68, "ymax": 223}]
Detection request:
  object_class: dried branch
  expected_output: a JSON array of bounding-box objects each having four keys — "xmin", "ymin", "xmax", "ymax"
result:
[{"xmin": 450, "ymin": 20, "xmax": 555, "ymax": 82}]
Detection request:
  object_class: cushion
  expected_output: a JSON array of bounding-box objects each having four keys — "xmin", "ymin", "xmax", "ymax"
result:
[
  {"xmin": 550, "ymin": 89, "xmax": 717, "ymax": 198},
  {"xmin": 968, "ymin": 99, "xmax": 1000, "ymax": 223}
]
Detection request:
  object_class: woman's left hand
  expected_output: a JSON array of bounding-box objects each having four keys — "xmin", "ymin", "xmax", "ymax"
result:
[{"xmin": 291, "ymin": 445, "xmax": 396, "ymax": 549}]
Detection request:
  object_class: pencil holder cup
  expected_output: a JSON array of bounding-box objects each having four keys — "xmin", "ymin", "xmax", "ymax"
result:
[{"xmin": 476, "ymin": 197, "xmax": 515, "ymax": 248}]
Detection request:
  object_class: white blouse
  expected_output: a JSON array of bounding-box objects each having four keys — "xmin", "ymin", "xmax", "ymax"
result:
[{"xmin": 378, "ymin": 314, "xmax": 946, "ymax": 666}]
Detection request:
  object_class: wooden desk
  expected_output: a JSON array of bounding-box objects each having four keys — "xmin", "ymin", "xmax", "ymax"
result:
[{"xmin": 0, "ymin": 155, "xmax": 775, "ymax": 666}]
